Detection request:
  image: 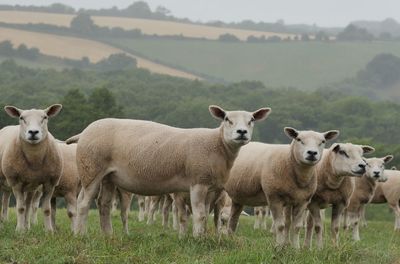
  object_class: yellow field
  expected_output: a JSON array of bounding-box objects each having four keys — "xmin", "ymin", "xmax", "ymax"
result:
[
  {"xmin": 0, "ymin": 27, "xmax": 199, "ymax": 79},
  {"xmin": 0, "ymin": 10, "xmax": 297, "ymax": 40}
]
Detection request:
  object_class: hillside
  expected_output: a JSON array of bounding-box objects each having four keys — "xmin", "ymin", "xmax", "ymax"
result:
[
  {"xmin": 0, "ymin": 10, "xmax": 297, "ymax": 41},
  {"xmin": 0, "ymin": 27, "xmax": 199, "ymax": 79},
  {"xmin": 106, "ymin": 38, "xmax": 400, "ymax": 90}
]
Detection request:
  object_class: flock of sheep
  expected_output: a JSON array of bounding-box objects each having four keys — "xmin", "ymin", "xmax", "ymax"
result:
[{"xmin": 0, "ymin": 103, "xmax": 399, "ymax": 249}]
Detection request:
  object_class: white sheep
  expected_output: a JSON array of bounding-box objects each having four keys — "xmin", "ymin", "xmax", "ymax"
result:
[
  {"xmin": 225, "ymin": 127, "xmax": 339, "ymax": 248},
  {"xmin": 345, "ymin": 156, "xmax": 393, "ymax": 241},
  {"xmin": 66, "ymin": 105, "xmax": 271, "ymax": 236},
  {"xmin": 0, "ymin": 104, "xmax": 63, "ymax": 232},
  {"xmin": 303, "ymin": 143, "xmax": 375, "ymax": 249}
]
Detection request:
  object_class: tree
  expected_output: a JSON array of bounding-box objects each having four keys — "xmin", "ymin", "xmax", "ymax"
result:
[
  {"xmin": 357, "ymin": 53, "xmax": 400, "ymax": 87},
  {"xmin": 301, "ymin": 33, "xmax": 310, "ymax": 41},
  {"xmin": 218, "ymin": 33, "xmax": 240, "ymax": 42},
  {"xmin": 124, "ymin": 1, "xmax": 152, "ymax": 18},
  {"xmin": 94, "ymin": 53, "xmax": 137, "ymax": 72},
  {"xmin": 70, "ymin": 13, "xmax": 95, "ymax": 34},
  {"xmin": 87, "ymin": 87, "xmax": 124, "ymax": 122},
  {"xmin": 0, "ymin": 40, "xmax": 14, "ymax": 56},
  {"xmin": 337, "ymin": 24, "xmax": 374, "ymax": 41}
]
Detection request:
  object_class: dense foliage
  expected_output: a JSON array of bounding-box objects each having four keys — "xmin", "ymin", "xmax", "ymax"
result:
[{"xmin": 0, "ymin": 60, "xmax": 398, "ymax": 166}]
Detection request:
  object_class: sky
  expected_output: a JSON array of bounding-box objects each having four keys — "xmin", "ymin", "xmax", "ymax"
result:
[{"xmin": 1, "ymin": 0, "xmax": 399, "ymax": 27}]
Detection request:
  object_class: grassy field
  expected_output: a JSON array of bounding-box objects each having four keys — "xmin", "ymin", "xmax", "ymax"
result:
[
  {"xmin": 0, "ymin": 11, "xmax": 296, "ymax": 41},
  {"xmin": 0, "ymin": 205, "xmax": 399, "ymax": 264},
  {"xmin": 0, "ymin": 27, "xmax": 199, "ymax": 79},
  {"xmin": 106, "ymin": 38, "xmax": 400, "ymax": 89}
]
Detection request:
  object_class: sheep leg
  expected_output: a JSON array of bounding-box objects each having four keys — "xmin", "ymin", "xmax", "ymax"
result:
[
  {"xmin": 308, "ymin": 204, "xmax": 323, "ymax": 249},
  {"xmin": 389, "ymin": 203, "xmax": 400, "ymax": 230},
  {"xmin": 75, "ymin": 179, "xmax": 101, "ymax": 235},
  {"xmin": 190, "ymin": 184, "xmax": 208, "ymax": 237},
  {"xmin": 162, "ymin": 195, "xmax": 173, "ymax": 229},
  {"xmin": 360, "ymin": 205, "xmax": 367, "ymax": 227},
  {"xmin": 331, "ymin": 203, "xmax": 345, "ymax": 247},
  {"xmin": 51, "ymin": 197, "xmax": 57, "ymax": 230},
  {"xmin": 284, "ymin": 206, "xmax": 292, "ymax": 245},
  {"xmin": 291, "ymin": 203, "xmax": 308, "ymax": 249},
  {"xmin": 1, "ymin": 191, "xmax": 11, "ymax": 221},
  {"xmin": 119, "ymin": 190, "xmax": 132, "ymax": 234},
  {"xmin": 254, "ymin": 208, "xmax": 261, "ymax": 229},
  {"xmin": 64, "ymin": 192, "xmax": 77, "ymax": 231},
  {"xmin": 213, "ymin": 201, "xmax": 221, "ymax": 232},
  {"xmin": 144, "ymin": 196, "xmax": 151, "ymax": 219},
  {"xmin": 261, "ymin": 207, "xmax": 267, "ymax": 230},
  {"xmin": 98, "ymin": 178, "xmax": 116, "ymax": 235},
  {"xmin": 31, "ymin": 189, "xmax": 42, "ymax": 225},
  {"xmin": 269, "ymin": 200, "xmax": 285, "ymax": 247},
  {"xmin": 12, "ymin": 183, "xmax": 26, "ymax": 232},
  {"xmin": 174, "ymin": 193, "xmax": 188, "ymax": 237},
  {"xmin": 24, "ymin": 191, "xmax": 35, "ymax": 230},
  {"xmin": 228, "ymin": 201, "xmax": 243, "ymax": 233},
  {"xmin": 41, "ymin": 183, "xmax": 56, "ymax": 232},
  {"xmin": 304, "ymin": 210, "xmax": 314, "ymax": 248},
  {"xmin": 137, "ymin": 195, "xmax": 146, "ymax": 222},
  {"xmin": 147, "ymin": 196, "xmax": 161, "ymax": 225},
  {"xmin": 172, "ymin": 200, "xmax": 178, "ymax": 230},
  {"xmin": 349, "ymin": 211, "xmax": 360, "ymax": 241},
  {"xmin": 342, "ymin": 209, "xmax": 349, "ymax": 230}
]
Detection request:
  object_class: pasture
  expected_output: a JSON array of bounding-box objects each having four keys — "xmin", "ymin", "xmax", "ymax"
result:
[
  {"xmin": 106, "ymin": 38, "xmax": 400, "ymax": 89},
  {"xmin": 0, "ymin": 206, "xmax": 399, "ymax": 264},
  {"xmin": 0, "ymin": 27, "xmax": 199, "ymax": 79},
  {"xmin": 0, "ymin": 11, "xmax": 296, "ymax": 41}
]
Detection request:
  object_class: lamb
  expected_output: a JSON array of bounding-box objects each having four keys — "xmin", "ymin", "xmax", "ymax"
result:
[
  {"xmin": 67, "ymin": 105, "xmax": 271, "ymax": 236},
  {"xmin": 369, "ymin": 168, "xmax": 400, "ymax": 230},
  {"xmin": 344, "ymin": 156, "xmax": 393, "ymax": 241},
  {"xmin": 0, "ymin": 104, "xmax": 63, "ymax": 232},
  {"xmin": 225, "ymin": 127, "xmax": 339, "ymax": 248},
  {"xmin": 253, "ymin": 206, "xmax": 269, "ymax": 230},
  {"xmin": 304, "ymin": 143, "xmax": 375, "ymax": 249}
]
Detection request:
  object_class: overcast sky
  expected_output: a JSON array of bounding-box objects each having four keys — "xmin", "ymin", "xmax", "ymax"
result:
[{"xmin": 1, "ymin": 0, "xmax": 399, "ymax": 27}]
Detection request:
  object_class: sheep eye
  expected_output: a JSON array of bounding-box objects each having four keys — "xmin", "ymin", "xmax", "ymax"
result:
[
  {"xmin": 224, "ymin": 117, "xmax": 233, "ymax": 125},
  {"xmin": 19, "ymin": 116, "xmax": 24, "ymax": 121},
  {"xmin": 339, "ymin": 150, "xmax": 349, "ymax": 158},
  {"xmin": 322, "ymin": 140, "xmax": 326, "ymax": 144},
  {"xmin": 43, "ymin": 116, "xmax": 48, "ymax": 119}
]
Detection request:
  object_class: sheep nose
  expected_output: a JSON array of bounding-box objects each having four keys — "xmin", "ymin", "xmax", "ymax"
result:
[
  {"xmin": 236, "ymin": 129, "xmax": 247, "ymax": 135},
  {"xmin": 28, "ymin": 130, "xmax": 39, "ymax": 136},
  {"xmin": 373, "ymin": 171, "xmax": 380, "ymax": 177},
  {"xmin": 359, "ymin": 163, "xmax": 366, "ymax": 169},
  {"xmin": 307, "ymin": 150, "xmax": 318, "ymax": 156}
]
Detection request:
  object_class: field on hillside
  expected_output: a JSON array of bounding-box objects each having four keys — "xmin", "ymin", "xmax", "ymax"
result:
[
  {"xmin": 0, "ymin": 206, "xmax": 399, "ymax": 264},
  {"xmin": 0, "ymin": 27, "xmax": 198, "ymax": 79},
  {"xmin": 0, "ymin": 10, "xmax": 296, "ymax": 41},
  {"xmin": 106, "ymin": 38, "xmax": 400, "ymax": 89}
]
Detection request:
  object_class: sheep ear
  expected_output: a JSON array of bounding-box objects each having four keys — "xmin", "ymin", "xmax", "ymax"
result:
[
  {"xmin": 45, "ymin": 104, "xmax": 62, "ymax": 118},
  {"xmin": 323, "ymin": 130, "xmax": 340, "ymax": 141},
  {"xmin": 4, "ymin": 106, "xmax": 22, "ymax": 118},
  {"xmin": 362, "ymin": 145, "xmax": 375, "ymax": 154},
  {"xmin": 252, "ymin": 108, "xmax": 271, "ymax": 121},
  {"xmin": 209, "ymin": 105, "xmax": 226, "ymax": 120},
  {"xmin": 332, "ymin": 144, "xmax": 341, "ymax": 153},
  {"xmin": 383, "ymin": 155, "xmax": 394, "ymax": 164},
  {"xmin": 284, "ymin": 127, "xmax": 298, "ymax": 139}
]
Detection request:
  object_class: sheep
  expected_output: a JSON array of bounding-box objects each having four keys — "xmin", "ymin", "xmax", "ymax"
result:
[
  {"xmin": 254, "ymin": 206, "xmax": 269, "ymax": 230},
  {"xmin": 303, "ymin": 143, "xmax": 375, "ymax": 249},
  {"xmin": 0, "ymin": 104, "xmax": 63, "ymax": 232},
  {"xmin": 369, "ymin": 168, "xmax": 400, "ymax": 230},
  {"xmin": 66, "ymin": 105, "xmax": 271, "ymax": 236},
  {"xmin": 225, "ymin": 127, "xmax": 339, "ymax": 248},
  {"xmin": 344, "ymin": 156, "xmax": 393, "ymax": 241},
  {"xmin": 137, "ymin": 195, "xmax": 146, "ymax": 222}
]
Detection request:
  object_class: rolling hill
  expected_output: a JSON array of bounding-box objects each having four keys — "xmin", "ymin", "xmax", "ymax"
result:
[
  {"xmin": 0, "ymin": 10, "xmax": 297, "ymax": 41},
  {"xmin": 0, "ymin": 27, "xmax": 199, "ymax": 79}
]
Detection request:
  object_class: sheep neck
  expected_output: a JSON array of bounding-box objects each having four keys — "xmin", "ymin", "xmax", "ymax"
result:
[
  {"xmin": 319, "ymin": 151, "xmax": 345, "ymax": 190},
  {"xmin": 18, "ymin": 135, "xmax": 50, "ymax": 169},
  {"xmin": 218, "ymin": 126, "xmax": 240, "ymax": 168},
  {"xmin": 362, "ymin": 175, "xmax": 377, "ymax": 193},
  {"xmin": 289, "ymin": 146, "xmax": 316, "ymax": 188}
]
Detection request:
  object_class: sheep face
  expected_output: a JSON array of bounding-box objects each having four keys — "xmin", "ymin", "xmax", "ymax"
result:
[
  {"xmin": 218, "ymin": 205, "xmax": 231, "ymax": 234},
  {"xmin": 209, "ymin": 105, "xmax": 271, "ymax": 146},
  {"xmin": 365, "ymin": 156, "xmax": 394, "ymax": 182},
  {"xmin": 4, "ymin": 104, "xmax": 62, "ymax": 144},
  {"xmin": 284, "ymin": 127, "xmax": 339, "ymax": 166},
  {"xmin": 331, "ymin": 143, "xmax": 375, "ymax": 176}
]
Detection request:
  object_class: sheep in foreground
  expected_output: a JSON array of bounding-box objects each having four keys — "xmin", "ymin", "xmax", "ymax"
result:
[
  {"xmin": 369, "ymin": 168, "xmax": 400, "ymax": 230},
  {"xmin": 225, "ymin": 127, "xmax": 339, "ymax": 248},
  {"xmin": 304, "ymin": 143, "xmax": 375, "ymax": 249},
  {"xmin": 67, "ymin": 105, "xmax": 271, "ymax": 236},
  {"xmin": 344, "ymin": 156, "xmax": 393, "ymax": 241},
  {"xmin": 253, "ymin": 206, "xmax": 269, "ymax": 230},
  {"xmin": 0, "ymin": 104, "xmax": 63, "ymax": 232}
]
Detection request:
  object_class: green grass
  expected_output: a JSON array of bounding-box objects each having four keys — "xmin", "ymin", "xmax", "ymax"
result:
[
  {"xmin": 105, "ymin": 38, "xmax": 400, "ymax": 90},
  {"xmin": 0, "ymin": 205, "xmax": 399, "ymax": 264}
]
